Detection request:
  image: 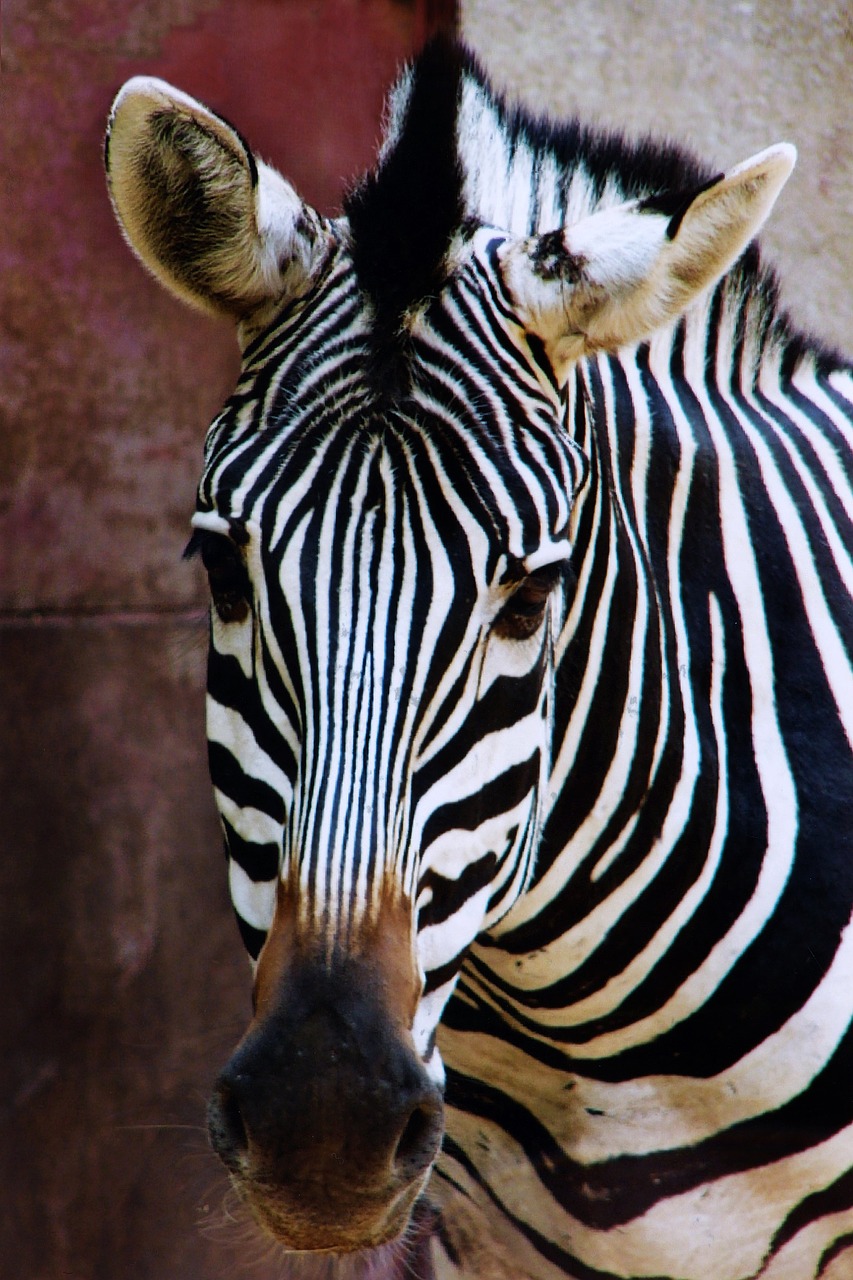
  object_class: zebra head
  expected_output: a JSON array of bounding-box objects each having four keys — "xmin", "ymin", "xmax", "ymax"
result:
[{"xmin": 106, "ymin": 42, "xmax": 793, "ymax": 1258}]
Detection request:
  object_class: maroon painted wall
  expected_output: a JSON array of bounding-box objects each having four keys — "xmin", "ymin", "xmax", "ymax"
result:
[{"xmin": 2, "ymin": 4, "xmax": 453, "ymax": 1276}]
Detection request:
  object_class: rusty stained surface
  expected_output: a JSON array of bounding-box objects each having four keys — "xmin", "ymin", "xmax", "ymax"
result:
[
  {"xmin": 0, "ymin": 622, "xmax": 241, "ymax": 1279},
  {"xmin": 2, "ymin": 0, "xmax": 428, "ymax": 613},
  {"xmin": 2, "ymin": 2, "xmax": 448, "ymax": 1277}
]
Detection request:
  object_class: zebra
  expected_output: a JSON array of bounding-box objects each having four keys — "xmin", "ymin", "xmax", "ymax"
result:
[{"xmin": 105, "ymin": 36, "xmax": 853, "ymax": 1280}]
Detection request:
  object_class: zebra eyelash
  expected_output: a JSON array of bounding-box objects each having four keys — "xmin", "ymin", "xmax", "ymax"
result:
[
  {"xmin": 184, "ymin": 527, "xmax": 253, "ymax": 623},
  {"xmin": 493, "ymin": 561, "xmax": 569, "ymax": 640}
]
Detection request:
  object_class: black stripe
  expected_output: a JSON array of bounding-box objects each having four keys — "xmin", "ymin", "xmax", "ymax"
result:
[
  {"xmin": 768, "ymin": 1164, "xmax": 853, "ymax": 1265},
  {"xmin": 207, "ymin": 741, "xmax": 285, "ymax": 822},
  {"xmin": 222, "ymin": 815, "xmax": 279, "ymax": 882}
]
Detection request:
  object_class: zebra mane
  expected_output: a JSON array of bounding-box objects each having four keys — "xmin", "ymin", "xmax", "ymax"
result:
[
  {"xmin": 344, "ymin": 38, "xmax": 467, "ymax": 389},
  {"xmin": 344, "ymin": 36, "xmax": 821, "ymax": 379}
]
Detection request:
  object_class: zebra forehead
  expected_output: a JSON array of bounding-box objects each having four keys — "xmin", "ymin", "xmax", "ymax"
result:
[
  {"xmin": 203, "ymin": 408, "xmax": 577, "ymax": 566},
  {"xmin": 234, "ymin": 419, "xmax": 571, "ymax": 570}
]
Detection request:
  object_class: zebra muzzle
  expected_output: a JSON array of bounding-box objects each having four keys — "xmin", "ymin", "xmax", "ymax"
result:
[{"xmin": 207, "ymin": 948, "xmax": 444, "ymax": 1251}]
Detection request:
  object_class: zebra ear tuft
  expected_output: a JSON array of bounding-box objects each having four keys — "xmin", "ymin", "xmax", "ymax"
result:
[
  {"xmin": 105, "ymin": 77, "xmax": 328, "ymax": 319},
  {"xmin": 500, "ymin": 143, "xmax": 796, "ymax": 379}
]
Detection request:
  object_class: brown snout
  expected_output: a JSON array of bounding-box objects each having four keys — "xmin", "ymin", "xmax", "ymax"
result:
[{"xmin": 208, "ymin": 896, "xmax": 443, "ymax": 1251}]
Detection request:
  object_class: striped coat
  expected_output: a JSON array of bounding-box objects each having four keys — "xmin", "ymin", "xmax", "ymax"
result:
[{"xmin": 106, "ymin": 38, "xmax": 853, "ymax": 1280}]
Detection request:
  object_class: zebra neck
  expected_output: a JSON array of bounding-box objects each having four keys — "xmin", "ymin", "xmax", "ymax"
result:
[{"xmin": 477, "ymin": 299, "xmax": 849, "ymax": 998}]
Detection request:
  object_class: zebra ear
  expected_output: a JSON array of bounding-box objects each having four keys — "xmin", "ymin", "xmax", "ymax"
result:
[
  {"xmin": 500, "ymin": 144, "xmax": 796, "ymax": 377},
  {"xmin": 105, "ymin": 77, "xmax": 328, "ymax": 318}
]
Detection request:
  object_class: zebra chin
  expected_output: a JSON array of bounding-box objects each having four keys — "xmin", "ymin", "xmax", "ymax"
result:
[
  {"xmin": 226, "ymin": 1173, "xmax": 431, "ymax": 1256},
  {"xmin": 229, "ymin": 1201, "xmax": 438, "ymax": 1279}
]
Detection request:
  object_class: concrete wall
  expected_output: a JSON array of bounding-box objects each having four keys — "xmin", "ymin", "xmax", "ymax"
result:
[{"xmin": 462, "ymin": 0, "xmax": 853, "ymax": 355}]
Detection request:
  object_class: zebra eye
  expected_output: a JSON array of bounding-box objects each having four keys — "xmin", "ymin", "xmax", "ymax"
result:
[
  {"xmin": 493, "ymin": 563, "xmax": 563, "ymax": 640},
  {"xmin": 185, "ymin": 530, "xmax": 252, "ymax": 623}
]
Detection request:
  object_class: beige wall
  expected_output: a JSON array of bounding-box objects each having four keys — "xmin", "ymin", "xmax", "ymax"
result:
[{"xmin": 462, "ymin": 0, "xmax": 852, "ymax": 355}]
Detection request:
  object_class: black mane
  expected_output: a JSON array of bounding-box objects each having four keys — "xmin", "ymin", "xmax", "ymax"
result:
[
  {"xmin": 344, "ymin": 37, "xmax": 467, "ymax": 394},
  {"xmin": 344, "ymin": 37, "xmax": 836, "ymax": 386}
]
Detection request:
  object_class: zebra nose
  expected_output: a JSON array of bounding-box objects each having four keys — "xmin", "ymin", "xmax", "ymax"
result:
[
  {"xmin": 206, "ymin": 978, "xmax": 444, "ymax": 1248},
  {"xmin": 392, "ymin": 1089, "xmax": 445, "ymax": 1181},
  {"xmin": 207, "ymin": 1074, "xmax": 249, "ymax": 1173},
  {"xmin": 208, "ymin": 1055, "xmax": 443, "ymax": 1185}
]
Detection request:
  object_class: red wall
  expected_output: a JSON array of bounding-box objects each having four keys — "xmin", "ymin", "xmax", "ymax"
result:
[{"xmin": 2, "ymin": 3, "xmax": 453, "ymax": 1276}]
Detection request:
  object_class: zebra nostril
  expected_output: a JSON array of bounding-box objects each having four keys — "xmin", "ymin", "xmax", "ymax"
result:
[
  {"xmin": 393, "ymin": 1099, "xmax": 443, "ymax": 1181},
  {"xmin": 208, "ymin": 1078, "xmax": 249, "ymax": 1167}
]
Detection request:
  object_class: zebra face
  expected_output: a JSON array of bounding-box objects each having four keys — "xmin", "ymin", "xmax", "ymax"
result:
[
  {"xmin": 105, "ymin": 56, "xmax": 795, "ymax": 1258},
  {"xmin": 193, "ymin": 236, "xmax": 582, "ymax": 1248}
]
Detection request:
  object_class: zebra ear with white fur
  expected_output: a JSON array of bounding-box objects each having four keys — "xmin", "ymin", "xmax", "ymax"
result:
[
  {"xmin": 500, "ymin": 144, "xmax": 796, "ymax": 379},
  {"xmin": 105, "ymin": 77, "xmax": 329, "ymax": 318}
]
